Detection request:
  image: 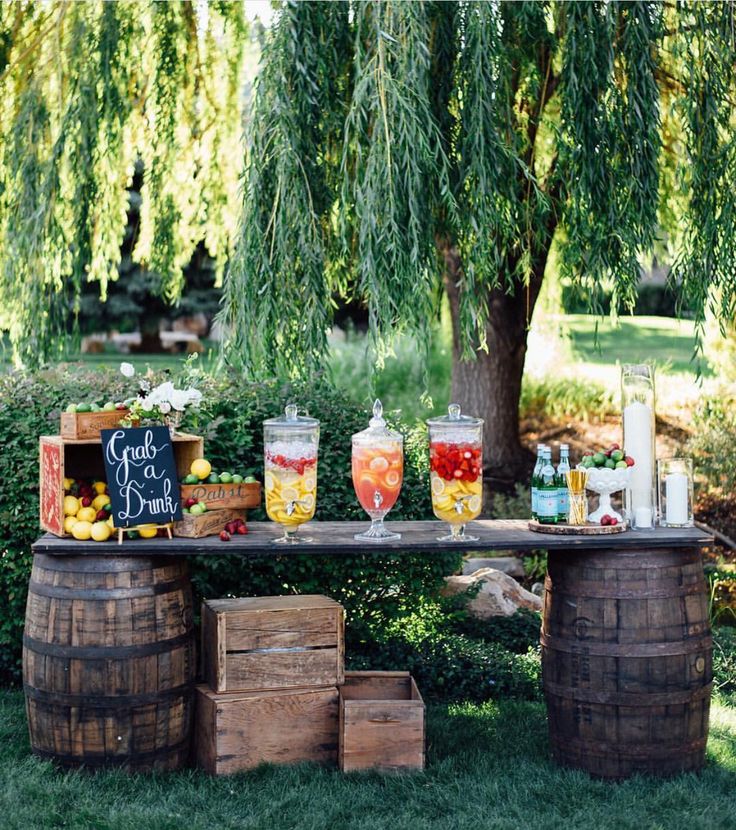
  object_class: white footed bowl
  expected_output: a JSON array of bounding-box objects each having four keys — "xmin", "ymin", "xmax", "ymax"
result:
[{"xmin": 578, "ymin": 465, "xmax": 632, "ymax": 523}]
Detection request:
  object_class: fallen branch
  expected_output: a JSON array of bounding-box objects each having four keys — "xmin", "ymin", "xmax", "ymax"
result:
[{"xmin": 696, "ymin": 521, "xmax": 736, "ymax": 552}]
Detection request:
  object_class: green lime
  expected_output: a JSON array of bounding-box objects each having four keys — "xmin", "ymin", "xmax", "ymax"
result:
[
  {"xmin": 184, "ymin": 474, "xmax": 199, "ymax": 485},
  {"xmin": 65, "ymin": 403, "xmax": 77, "ymax": 414},
  {"xmin": 126, "ymin": 529, "xmax": 140, "ymax": 539},
  {"xmin": 593, "ymin": 452, "xmax": 606, "ymax": 466},
  {"xmin": 615, "ymin": 460, "xmax": 628, "ymax": 469},
  {"xmin": 76, "ymin": 403, "xmax": 91, "ymax": 413},
  {"xmin": 207, "ymin": 473, "xmax": 221, "ymax": 484},
  {"xmin": 231, "ymin": 474, "xmax": 243, "ymax": 484},
  {"xmin": 605, "ymin": 458, "xmax": 616, "ymax": 469},
  {"xmin": 244, "ymin": 475, "xmax": 257, "ymax": 484},
  {"xmin": 219, "ymin": 472, "xmax": 233, "ymax": 484}
]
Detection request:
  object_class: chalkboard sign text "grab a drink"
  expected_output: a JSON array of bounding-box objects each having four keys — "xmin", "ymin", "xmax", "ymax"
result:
[{"xmin": 101, "ymin": 426, "xmax": 183, "ymax": 528}]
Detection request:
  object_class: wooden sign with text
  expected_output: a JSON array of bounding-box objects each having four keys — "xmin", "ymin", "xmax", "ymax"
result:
[{"xmin": 101, "ymin": 426, "xmax": 182, "ymax": 528}]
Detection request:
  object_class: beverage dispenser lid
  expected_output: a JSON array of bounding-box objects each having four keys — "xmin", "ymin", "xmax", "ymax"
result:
[
  {"xmin": 263, "ymin": 403, "xmax": 319, "ymax": 428},
  {"xmin": 353, "ymin": 399, "xmax": 402, "ymax": 441},
  {"xmin": 426, "ymin": 403, "xmax": 483, "ymax": 427}
]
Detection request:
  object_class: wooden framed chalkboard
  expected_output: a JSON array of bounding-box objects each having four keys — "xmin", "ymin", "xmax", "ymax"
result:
[{"xmin": 101, "ymin": 426, "xmax": 183, "ymax": 528}]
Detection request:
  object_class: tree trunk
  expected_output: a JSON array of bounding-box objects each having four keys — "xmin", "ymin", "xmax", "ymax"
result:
[{"xmin": 440, "ymin": 244, "xmax": 546, "ymax": 492}]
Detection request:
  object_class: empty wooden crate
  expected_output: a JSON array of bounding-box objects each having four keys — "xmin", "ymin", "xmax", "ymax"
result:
[
  {"xmin": 201, "ymin": 595, "xmax": 345, "ymax": 692},
  {"xmin": 339, "ymin": 672, "xmax": 425, "ymax": 772},
  {"xmin": 195, "ymin": 684, "xmax": 339, "ymax": 774}
]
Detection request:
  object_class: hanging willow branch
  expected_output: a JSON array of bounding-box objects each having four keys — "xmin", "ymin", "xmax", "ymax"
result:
[{"xmin": 0, "ymin": 0, "xmax": 247, "ymax": 367}]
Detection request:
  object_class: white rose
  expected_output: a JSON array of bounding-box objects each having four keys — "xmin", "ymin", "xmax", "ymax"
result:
[
  {"xmin": 120, "ymin": 362, "xmax": 135, "ymax": 378},
  {"xmin": 159, "ymin": 401, "xmax": 172, "ymax": 415}
]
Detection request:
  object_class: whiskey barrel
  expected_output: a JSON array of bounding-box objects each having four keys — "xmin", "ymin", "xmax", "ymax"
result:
[
  {"xmin": 542, "ymin": 547, "xmax": 712, "ymax": 780},
  {"xmin": 23, "ymin": 554, "xmax": 195, "ymax": 772}
]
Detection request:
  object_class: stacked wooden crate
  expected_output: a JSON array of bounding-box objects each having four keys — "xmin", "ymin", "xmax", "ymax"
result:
[
  {"xmin": 195, "ymin": 594, "xmax": 426, "ymax": 775},
  {"xmin": 195, "ymin": 595, "xmax": 344, "ymax": 774}
]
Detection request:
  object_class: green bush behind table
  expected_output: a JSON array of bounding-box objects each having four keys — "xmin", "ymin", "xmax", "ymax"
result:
[{"xmin": 0, "ymin": 367, "xmax": 465, "ymax": 684}]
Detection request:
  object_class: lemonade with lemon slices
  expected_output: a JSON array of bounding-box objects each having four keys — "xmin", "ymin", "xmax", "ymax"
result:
[
  {"xmin": 264, "ymin": 454, "xmax": 317, "ymax": 527},
  {"xmin": 427, "ymin": 404, "xmax": 484, "ymax": 542},
  {"xmin": 263, "ymin": 405, "xmax": 320, "ymax": 543}
]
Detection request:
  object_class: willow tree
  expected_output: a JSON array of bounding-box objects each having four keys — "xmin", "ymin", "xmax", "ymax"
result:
[
  {"xmin": 221, "ymin": 0, "xmax": 736, "ymax": 484},
  {"xmin": 0, "ymin": 0, "xmax": 246, "ymax": 366}
]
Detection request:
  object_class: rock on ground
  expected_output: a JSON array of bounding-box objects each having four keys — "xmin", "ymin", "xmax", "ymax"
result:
[
  {"xmin": 462, "ymin": 556, "xmax": 524, "ymax": 578},
  {"xmin": 443, "ymin": 568, "xmax": 542, "ymax": 618}
]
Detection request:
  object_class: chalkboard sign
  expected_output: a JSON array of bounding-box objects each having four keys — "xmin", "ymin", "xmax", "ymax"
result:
[{"xmin": 101, "ymin": 426, "xmax": 182, "ymax": 528}]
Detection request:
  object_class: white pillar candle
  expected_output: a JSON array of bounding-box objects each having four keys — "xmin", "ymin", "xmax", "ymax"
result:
[
  {"xmin": 665, "ymin": 472, "xmax": 689, "ymax": 525},
  {"xmin": 634, "ymin": 507, "xmax": 652, "ymax": 528},
  {"xmin": 623, "ymin": 400, "xmax": 654, "ymax": 512}
]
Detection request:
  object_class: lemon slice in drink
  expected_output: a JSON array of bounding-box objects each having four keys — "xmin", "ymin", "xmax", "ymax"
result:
[
  {"xmin": 431, "ymin": 475, "xmax": 445, "ymax": 496},
  {"xmin": 468, "ymin": 495, "xmax": 481, "ymax": 514},
  {"xmin": 265, "ymin": 471, "xmax": 278, "ymax": 492},
  {"xmin": 303, "ymin": 475, "xmax": 316, "ymax": 492},
  {"xmin": 369, "ymin": 456, "xmax": 389, "ymax": 472},
  {"xmin": 281, "ymin": 487, "xmax": 300, "ymax": 503},
  {"xmin": 301, "ymin": 494, "xmax": 315, "ymax": 511}
]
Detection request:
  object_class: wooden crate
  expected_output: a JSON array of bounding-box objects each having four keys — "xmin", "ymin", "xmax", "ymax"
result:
[
  {"xmin": 179, "ymin": 480, "xmax": 261, "ymax": 510},
  {"xmin": 339, "ymin": 672, "xmax": 425, "ymax": 772},
  {"xmin": 39, "ymin": 433, "xmax": 204, "ymax": 536},
  {"xmin": 60, "ymin": 409, "xmax": 130, "ymax": 440},
  {"xmin": 173, "ymin": 508, "xmax": 246, "ymax": 539},
  {"xmin": 201, "ymin": 595, "xmax": 345, "ymax": 693},
  {"xmin": 195, "ymin": 684, "xmax": 338, "ymax": 775}
]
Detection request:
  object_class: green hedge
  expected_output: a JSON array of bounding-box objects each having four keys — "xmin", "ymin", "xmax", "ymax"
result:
[{"xmin": 0, "ymin": 366, "xmax": 462, "ymax": 683}]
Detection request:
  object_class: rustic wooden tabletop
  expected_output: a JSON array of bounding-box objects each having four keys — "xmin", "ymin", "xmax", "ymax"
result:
[{"xmin": 32, "ymin": 520, "xmax": 713, "ymax": 556}]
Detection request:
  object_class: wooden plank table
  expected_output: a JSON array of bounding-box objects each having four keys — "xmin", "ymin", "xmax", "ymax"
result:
[
  {"xmin": 27, "ymin": 520, "xmax": 715, "ymax": 779},
  {"xmin": 32, "ymin": 520, "xmax": 712, "ymax": 556}
]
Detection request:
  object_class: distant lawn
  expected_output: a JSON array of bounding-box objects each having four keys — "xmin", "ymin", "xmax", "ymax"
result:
[
  {"xmin": 1, "ymin": 690, "xmax": 735, "ymax": 830},
  {"xmin": 561, "ymin": 314, "xmax": 706, "ymax": 376}
]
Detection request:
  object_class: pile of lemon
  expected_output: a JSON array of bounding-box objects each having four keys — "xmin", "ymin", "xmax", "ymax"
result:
[{"xmin": 63, "ymin": 481, "xmax": 114, "ymax": 542}]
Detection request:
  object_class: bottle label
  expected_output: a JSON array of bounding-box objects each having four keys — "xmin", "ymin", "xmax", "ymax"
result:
[
  {"xmin": 557, "ymin": 489, "xmax": 569, "ymax": 518},
  {"xmin": 537, "ymin": 490, "xmax": 558, "ymax": 518},
  {"xmin": 531, "ymin": 485, "xmax": 538, "ymax": 515}
]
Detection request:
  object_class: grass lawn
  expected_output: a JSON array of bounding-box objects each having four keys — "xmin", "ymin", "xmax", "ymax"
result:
[{"xmin": 2, "ymin": 690, "xmax": 736, "ymax": 830}]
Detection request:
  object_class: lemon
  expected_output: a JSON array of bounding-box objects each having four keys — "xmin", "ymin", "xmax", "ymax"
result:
[
  {"xmin": 138, "ymin": 524, "xmax": 158, "ymax": 539},
  {"xmin": 91, "ymin": 521, "xmax": 112, "ymax": 542},
  {"xmin": 303, "ymin": 475, "xmax": 316, "ymax": 492},
  {"xmin": 76, "ymin": 506, "xmax": 97, "ymax": 523},
  {"xmin": 71, "ymin": 521, "xmax": 93, "ymax": 541},
  {"xmin": 63, "ymin": 477, "xmax": 75, "ymax": 492},
  {"xmin": 92, "ymin": 494, "xmax": 111, "ymax": 511},
  {"xmin": 300, "ymin": 493, "xmax": 315, "ymax": 511},
  {"xmin": 264, "ymin": 471, "xmax": 278, "ymax": 492},
  {"xmin": 468, "ymin": 495, "xmax": 482, "ymax": 514},
  {"xmin": 430, "ymin": 475, "xmax": 445, "ymax": 496},
  {"xmin": 63, "ymin": 516, "xmax": 78, "ymax": 534},
  {"xmin": 106, "ymin": 516, "xmax": 115, "ymax": 530},
  {"xmin": 190, "ymin": 458, "xmax": 212, "ymax": 480},
  {"xmin": 93, "ymin": 481, "xmax": 107, "ymax": 496},
  {"xmin": 63, "ymin": 495, "xmax": 80, "ymax": 516},
  {"xmin": 369, "ymin": 456, "xmax": 389, "ymax": 472},
  {"xmin": 281, "ymin": 487, "xmax": 300, "ymax": 503}
]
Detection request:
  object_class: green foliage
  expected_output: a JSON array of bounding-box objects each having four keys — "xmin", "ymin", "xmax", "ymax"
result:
[
  {"xmin": 689, "ymin": 395, "xmax": 736, "ymax": 497},
  {"xmin": 0, "ymin": 1, "xmax": 247, "ymax": 366},
  {"xmin": 0, "ymin": 366, "xmax": 460, "ymax": 683},
  {"xmin": 714, "ymin": 626, "xmax": 736, "ymax": 696},
  {"xmin": 520, "ymin": 376, "xmax": 615, "ymax": 423}
]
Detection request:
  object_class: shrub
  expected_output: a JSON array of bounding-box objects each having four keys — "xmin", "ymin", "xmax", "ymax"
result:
[
  {"xmin": 714, "ymin": 626, "xmax": 736, "ymax": 696},
  {"xmin": 520, "ymin": 376, "xmax": 615, "ymax": 423},
  {"xmin": 689, "ymin": 395, "xmax": 736, "ymax": 497},
  {"xmin": 0, "ymin": 365, "xmax": 461, "ymax": 683}
]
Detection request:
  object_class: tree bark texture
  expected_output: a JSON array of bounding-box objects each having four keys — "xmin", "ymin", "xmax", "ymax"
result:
[{"xmin": 440, "ymin": 243, "xmax": 549, "ymax": 492}]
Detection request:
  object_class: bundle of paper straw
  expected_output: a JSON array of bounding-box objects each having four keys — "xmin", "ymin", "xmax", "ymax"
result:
[{"xmin": 565, "ymin": 469, "xmax": 589, "ymax": 526}]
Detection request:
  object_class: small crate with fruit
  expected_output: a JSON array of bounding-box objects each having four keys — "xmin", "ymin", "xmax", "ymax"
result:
[
  {"xmin": 180, "ymin": 457, "xmax": 261, "ymax": 510},
  {"xmin": 60, "ymin": 400, "xmax": 131, "ymax": 440}
]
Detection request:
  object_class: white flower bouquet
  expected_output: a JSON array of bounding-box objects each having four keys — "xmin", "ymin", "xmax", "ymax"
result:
[{"xmin": 118, "ymin": 364, "xmax": 202, "ymax": 435}]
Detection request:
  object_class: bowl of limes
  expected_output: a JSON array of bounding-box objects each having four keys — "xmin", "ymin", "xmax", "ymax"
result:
[{"xmin": 578, "ymin": 444, "xmax": 635, "ymax": 523}]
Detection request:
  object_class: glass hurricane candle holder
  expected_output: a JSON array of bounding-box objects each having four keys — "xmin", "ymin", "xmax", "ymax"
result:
[
  {"xmin": 622, "ymin": 364, "xmax": 656, "ymax": 526},
  {"xmin": 352, "ymin": 399, "xmax": 403, "ymax": 542},
  {"xmin": 427, "ymin": 404, "xmax": 483, "ymax": 542},
  {"xmin": 263, "ymin": 404, "xmax": 319, "ymax": 544},
  {"xmin": 658, "ymin": 457, "xmax": 694, "ymax": 528}
]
